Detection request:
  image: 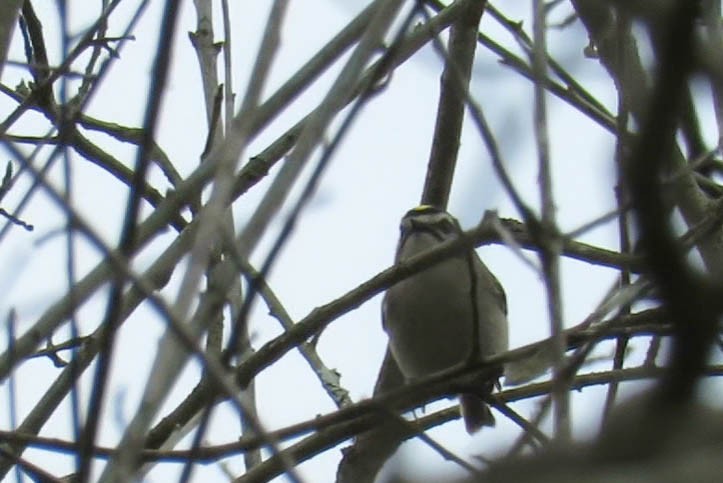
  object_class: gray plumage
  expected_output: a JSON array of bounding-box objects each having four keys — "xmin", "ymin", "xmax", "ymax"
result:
[{"xmin": 382, "ymin": 206, "xmax": 508, "ymax": 433}]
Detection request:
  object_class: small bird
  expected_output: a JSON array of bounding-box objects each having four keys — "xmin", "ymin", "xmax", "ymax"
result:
[{"xmin": 382, "ymin": 205, "xmax": 509, "ymax": 433}]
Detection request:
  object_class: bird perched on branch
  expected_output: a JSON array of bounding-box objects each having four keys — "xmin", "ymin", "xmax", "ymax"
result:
[{"xmin": 382, "ymin": 205, "xmax": 508, "ymax": 433}]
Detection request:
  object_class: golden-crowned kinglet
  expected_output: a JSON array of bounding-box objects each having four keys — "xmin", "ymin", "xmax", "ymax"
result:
[{"xmin": 382, "ymin": 205, "xmax": 509, "ymax": 433}]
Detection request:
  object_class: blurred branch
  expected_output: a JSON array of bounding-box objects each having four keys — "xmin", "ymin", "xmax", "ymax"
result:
[
  {"xmin": 83, "ymin": 0, "xmax": 186, "ymax": 475},
  {"xmin": 531, "ymin": 0, "xmax": 569, "ymax": 441},
  {"xmin": 0, "ymin": 0, "xmax": 466, "ymax": 388},
  {"xmin": 622, "ymin": 1, "xmax": 721, "ymax": 404},
  {"xmin": 0, "ymin": 0, "xmax": 126, "ymax": 134},
  {"xmin": 421, "ymin": 0, "xmax": 486, "ymax": 208},
  {"xmin": 9, "ymin": 359, "xmax": 719, "ymax": 469},
  {"xmin": 485, "ymin": 3, "xmax": 613, "ymax": 121},
  {"xmin": 0, "ymin": 0, "xmax": 23, "ymax": 78},
  {"xmin": 573, "ymin": 0, "xmax": 723, "ymax": 273},
  {"xmin": 143, "ymin": 208, "xmax": 668, "ymax": 476},
  {"xmin": 101, "ymin": 0, "xmax": 294, "ymax": 478},
  {"xmin": 702, "ymin": 0, "xmax": 723, "ymax": 150},
  {"xmin": 236, "ymin": 0, "xmax": 404, "ymax": 256},
  {"xmin": 426, "ymin": 0, "xmax": 617, "ymax": 133},
  {"xmin": 185, "ymin": 0, "xmax": 262, "ymax": 475},
  {"xmin": 0, "ymin": 0, "xmax": 487, "ymax": 373}
]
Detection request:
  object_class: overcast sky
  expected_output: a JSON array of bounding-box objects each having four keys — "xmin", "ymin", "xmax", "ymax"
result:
[{"xmin": 3, "ymin": 1, "xmax": 712, "ymax": 481}]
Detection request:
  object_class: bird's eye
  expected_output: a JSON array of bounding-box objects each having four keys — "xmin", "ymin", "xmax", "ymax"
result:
[{"xmin": 437, "ymin": 219, "xmax": 456, "ymax": 233}]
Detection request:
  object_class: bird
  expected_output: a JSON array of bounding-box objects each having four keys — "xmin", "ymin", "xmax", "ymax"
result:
[{"xmin": 382, "ymin": 205, "xmax": 509, "ymax": 433}]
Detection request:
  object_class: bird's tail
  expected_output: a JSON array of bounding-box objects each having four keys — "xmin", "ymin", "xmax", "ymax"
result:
[{"xmin": 459, "ymin": 393, "xmax": 495, "ymax": 434}]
